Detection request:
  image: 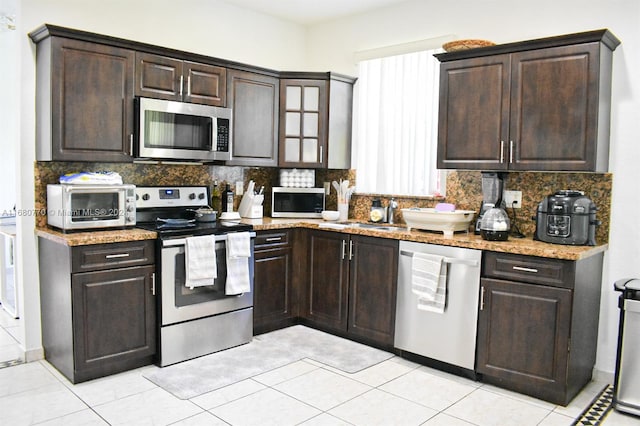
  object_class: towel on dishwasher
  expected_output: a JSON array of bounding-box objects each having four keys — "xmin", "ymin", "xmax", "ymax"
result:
[
  {"xmin": 411, "ymin": 252, "xmax": 447, "ymax": 314},
  {"xmin": 225, "ymin": 231, "xmax": 251, "ymax": 295},
  {"xmin": 185, "ymin": 235, "xmax": 217, "ymax": 289}
]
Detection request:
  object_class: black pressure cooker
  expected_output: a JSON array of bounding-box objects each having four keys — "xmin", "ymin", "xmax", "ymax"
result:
[{"xmin": 534, "ymin": 190, "xmax": 599, "ymax": 246}]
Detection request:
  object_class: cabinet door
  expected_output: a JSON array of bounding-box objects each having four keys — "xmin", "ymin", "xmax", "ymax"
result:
[
  {"xmin": 306, "ymin": 231, "xmax": 349, "ymax": 331},
  {"xmin": 226, "ymin": 70, "xmax": 279, "ymax": 166},
  {"xmin": 348, "ymin": 236, "xmax": 398, "ymax": 346},
  {"xmin": 279, "ymin": 79, "xmax": 328, "ymax": 168},
  {"xmin": 509, "ymin": 43, "xmax": 600, "ymax": 171},
  {"xmin": 184, "ymin": 61, "xmax": 226, "ymax": 106},
  {"xmin": 437, "ymin": 55, "xmax": 511, "ymax": 170},
  {"xmin": 50, "ymin": 38, "xmax": 134, "ymax": 162},
  {"xmin": 254, "ymin": 246, "xmax": 292, "ymax": 333},
  {"xmin": 477, "ymin": 278, "xmax": 571, "ymax": 403},
  {"xmin": 135, "ymin": 52, "xmax": 183, "ymax": 100},
  {"xmin": 72, "ymin": 265, "xmax": 156, "ymax": 381}
]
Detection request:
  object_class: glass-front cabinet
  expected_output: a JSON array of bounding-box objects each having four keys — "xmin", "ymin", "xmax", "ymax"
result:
[
  {"xmin": 279, "ymin": 73, "xmax": 356, "ymax": 169},
  {"xmin": 280, "ymin": 79, "xmax": 328, "ymax": 167}
]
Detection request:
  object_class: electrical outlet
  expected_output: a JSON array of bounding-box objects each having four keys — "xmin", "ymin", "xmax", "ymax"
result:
[
  {"xmin": 235, "ymin": 181, "xmax": 244, "ymax": 196},
  {"xmin": 324, "ymin": 181, "xmax": 330, "ymax": 195},
  {"xmin": 503, "ymin": 190, "xmax": 522, "ymax": 208}
]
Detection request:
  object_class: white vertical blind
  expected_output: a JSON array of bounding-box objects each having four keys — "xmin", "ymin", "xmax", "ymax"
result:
[{"xmin": 355, "ymin": 49, "xmax": 442, "ymax": 196}]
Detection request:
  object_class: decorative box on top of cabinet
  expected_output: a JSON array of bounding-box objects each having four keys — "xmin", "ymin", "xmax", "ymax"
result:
[
  {"xmin": 135, "ymin": 52, "xmax": 227, "ymax": 106},
  {"xmin": 38, "ymin": 238, "xmax": 156, "ymax": 384},
  {"xmin": 476, "ymin": 251, "xmax": 604, "ymax": 405},
  {"xmin": 279, "ymin": 72, "xmax": 356, "ymax": 169},
  {"xmin": 435, "ymin": 29, "xmax": 620, "ymax": 172},
  {"xmin": 303, "ymin": 230, "xmax": 398, "ymax": 348},
  {"xmin": 29, "ymin": 26, "xmax": 136, "ymax": 162}
]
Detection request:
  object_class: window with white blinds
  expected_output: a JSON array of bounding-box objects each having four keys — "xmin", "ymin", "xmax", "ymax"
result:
[{"xmin": 354, "ymin": 49, "xmax": 444, "ymax": 196}]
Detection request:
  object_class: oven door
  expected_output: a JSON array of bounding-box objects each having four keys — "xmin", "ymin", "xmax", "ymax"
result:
[{"xmin": 160, "ymin": 233, "xmax": 254, "ymax": 326}]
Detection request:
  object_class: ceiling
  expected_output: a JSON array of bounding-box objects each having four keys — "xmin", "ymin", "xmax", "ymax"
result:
[{"xmin": 220, "ymin": 0, "xmax": 412, "ymax": 25}]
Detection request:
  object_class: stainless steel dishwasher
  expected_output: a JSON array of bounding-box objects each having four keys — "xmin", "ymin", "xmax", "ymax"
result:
[{"xmin": 394, "ymin": 241, "xmax": 482, "ymax": 371}]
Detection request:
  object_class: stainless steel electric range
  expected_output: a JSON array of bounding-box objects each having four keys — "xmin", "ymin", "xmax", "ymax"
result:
[{"xmin": 135, "ymin": 186, "xmax": 255, "ymax": 367}]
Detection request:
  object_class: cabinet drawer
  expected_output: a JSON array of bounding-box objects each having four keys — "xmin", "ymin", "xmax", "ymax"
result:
[
  {"xmin": 72, "ymin": 240, "xmax": 155, "ymax": 273},
  {"xmin": 482, "ymin": 252, "xmax": 575, "ymax": 289},
  {"xmin": 255, "ymin": 231, "xmax": 290, "ymax": 249}
]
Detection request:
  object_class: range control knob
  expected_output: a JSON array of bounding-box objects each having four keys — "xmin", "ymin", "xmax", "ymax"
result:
[
  {"xmin": 198, "ymin": 193, "xmax": 205, "ymax": 200},
  {"xmin": 189, "ymin": 193, "xmax": 196, "ymax": 200},
  {"xmin": 142, "ymin": 193, "xmax": 150, "ymax": 201}
]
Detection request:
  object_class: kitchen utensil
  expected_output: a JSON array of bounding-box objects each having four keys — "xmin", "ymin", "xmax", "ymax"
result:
[{"xmin": 190, "ymin": 208, "xmax": 218, "ymax": 222}]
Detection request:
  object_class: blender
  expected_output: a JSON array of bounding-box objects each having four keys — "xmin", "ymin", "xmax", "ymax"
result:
[{"xmin": 475, "ymin": 172, "xmax": 506, "ymax": 234}]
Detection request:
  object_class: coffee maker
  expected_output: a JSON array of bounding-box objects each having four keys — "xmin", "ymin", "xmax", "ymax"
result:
[{"xmin": 475, "ymin": 172, "xmax": 506, "ymax": 234}]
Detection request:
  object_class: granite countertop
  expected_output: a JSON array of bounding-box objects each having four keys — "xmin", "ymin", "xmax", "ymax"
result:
[
  {"xmin": 36, "ymin": 227, "xmax": 157, "ymax": 246},
  {"xmin": 243, "ymin": 217, "xmax": 607, "ymax": 261},
  {"xmin": 35, "ymin": 218, "xmax": 607, "ymax": 260}
]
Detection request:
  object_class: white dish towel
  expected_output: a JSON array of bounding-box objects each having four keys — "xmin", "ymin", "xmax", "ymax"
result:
[
  {"xmin": 411, "ymin": 252, "xmax": 448, "ymax": 314},
  {"xmin": 225, "ymin": 231, "xmax": 251, "ymax": 295},
  {"xmin": 185, "ymin": 235, "xmax": 217, "ymax": 289}
]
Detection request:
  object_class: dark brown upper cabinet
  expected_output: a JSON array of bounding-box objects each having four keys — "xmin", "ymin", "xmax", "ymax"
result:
[
  {"xmin": 30, "ymin": 32, "xmax": 136, "ymax": 162},
  {"xmin": 436, "ymin": 29, "xmax": 620, "ymax": 172},
  {"xmin": 135, "ymin": 52, "xmax": 227, "ymax": 106},
  {"xmin": 279, "ymin": 73, "xmax": 356, "ymax": 169},
  {"xmin": 225, "ymin": 69, "xmax": 280, "ymax": 167}
]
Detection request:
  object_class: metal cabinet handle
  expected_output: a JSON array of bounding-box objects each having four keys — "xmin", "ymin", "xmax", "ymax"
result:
[
  {"xmin": 499, "ymin": 141, "xmax": 505, "ymax": 163},
  {"xmin": 341, "ymin": 240, "xmax": 346, "ymax": 260},
  {"xmin": 151, "ymin": 272, "xmax": 156, "ymax": 296},
  {"xmin": 265, "ymin": 237, "xmax": 282, "ymax": 242},
  {"xmin": 105, "ymin": 253, "xmax": 130, "ymax": 259},
  {"xmin": 509, "ymin": 140, "xmax": 514, "ymax": 164},
  {"xmin": 179, "ymin": 75, "xmax": 184, "ymax": 97},
  {"xmin": 129, "ymin": 134, "xmax": 134, "ymax": 156},
  {"xmin": 187, "ymin": 75, "xmax": 191, "ymax": 97},
  {"xmin": 348, "ymin": 240, "xmax": 354, "ymax": 261},
  {"xmin": 512, "ymin": 265, "xmax": 538, "ymax": 273},
  {"xmin": 319, "ymin": 146, "xmax": 323, "ymax": 164},
  {"xmin": 480, "ymin": 286, "xmax": 485, "ymax": 311}
]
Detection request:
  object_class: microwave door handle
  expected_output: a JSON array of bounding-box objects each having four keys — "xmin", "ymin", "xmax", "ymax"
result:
[{"xmin": 211, "ymin": 120, "xmax": 216, "ymax": 152}]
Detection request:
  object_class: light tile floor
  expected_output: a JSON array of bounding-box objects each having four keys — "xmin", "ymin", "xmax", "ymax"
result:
[
  {"xmin": 0, "ymin": 304, "xmax": 23, "ymax": 364},
  {"xmin": 1, "ymin": 345, "xmax": 639, "ymax": 426}
]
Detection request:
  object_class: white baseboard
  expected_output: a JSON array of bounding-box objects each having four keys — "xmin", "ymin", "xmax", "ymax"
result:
[
  {"xmin": 24, "ymin": 347, "xmax": 44, "ymax": 363},
  {"xmin": 593, "ymin": 367, "xmax": 615, "ymax": 384}
]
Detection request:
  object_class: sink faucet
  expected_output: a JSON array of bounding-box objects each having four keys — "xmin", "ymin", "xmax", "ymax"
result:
[{"xmin": 387, "ymin": 198, "xmax": 398, "ymax": 224}]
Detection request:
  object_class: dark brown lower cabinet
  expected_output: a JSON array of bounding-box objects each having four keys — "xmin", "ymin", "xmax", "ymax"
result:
[
  {"xmin": 253, "ymin": 230, "xmax": 294, "ymax": 334},
  {"xmin": 39, "ymin": 238, "xmax": 156, "ymax": 383},
  {"xmin": 304, "ymin": 230, "xmax": 398, "ymax": 347},
  {"xmin": 477, "ymin": 251, "xmax": 604, "ymax": 405}
]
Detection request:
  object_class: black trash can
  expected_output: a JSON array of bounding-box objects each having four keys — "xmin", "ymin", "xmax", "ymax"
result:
[{"xmin": 613, "ymin": 278, "xmax": 640, "ymax": 417}]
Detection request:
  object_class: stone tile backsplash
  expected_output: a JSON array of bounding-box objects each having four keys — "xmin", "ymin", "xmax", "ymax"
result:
[{"xmin": 35, "ymin": 163, "xmax": 611, "ymax": 244}]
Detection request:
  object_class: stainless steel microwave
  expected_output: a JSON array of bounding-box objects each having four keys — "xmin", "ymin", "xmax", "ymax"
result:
[
  {"xmin": 271, "ymin": 187, "xmax": 325, "ymax": 218},
  {"xmin": 47, "ymin": 184, "xmax": 136, "ymax": 231},
  {"xmin": 135, "ymin": 97, "xmax": 232, "ymax": 162}
]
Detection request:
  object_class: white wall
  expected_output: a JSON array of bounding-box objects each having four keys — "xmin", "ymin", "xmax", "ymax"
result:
[
  {"xmin": 14, "ymin": 0, "xmax": 308, "ymax": 357},
  {"xmin": 0, "ymin": 0, "xmax": 18, "ymax": 216},
  {"xmin": 305, "ymin": 0, "xmax": 640, "ymax": 375}
]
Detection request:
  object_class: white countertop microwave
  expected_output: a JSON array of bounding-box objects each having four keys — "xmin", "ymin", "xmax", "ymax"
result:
[{"xmin": 271, "ymin": 187, "xmax": 325, "ymax": 218}]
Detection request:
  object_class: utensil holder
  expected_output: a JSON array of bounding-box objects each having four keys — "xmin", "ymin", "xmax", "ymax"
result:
[{"xmin": 338, "ymin": 202, "xmax": 349, "ymax": 222}]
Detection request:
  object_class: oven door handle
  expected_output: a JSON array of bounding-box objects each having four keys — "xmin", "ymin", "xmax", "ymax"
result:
[{"xmin": 162, "ymin": 231, "xmax": 257, "ymax": 247}]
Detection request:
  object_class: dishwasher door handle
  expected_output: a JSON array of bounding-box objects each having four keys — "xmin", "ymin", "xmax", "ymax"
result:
[{"xmin": 399, "ymin": 250, "xmax": 479, "ymax": 267}]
